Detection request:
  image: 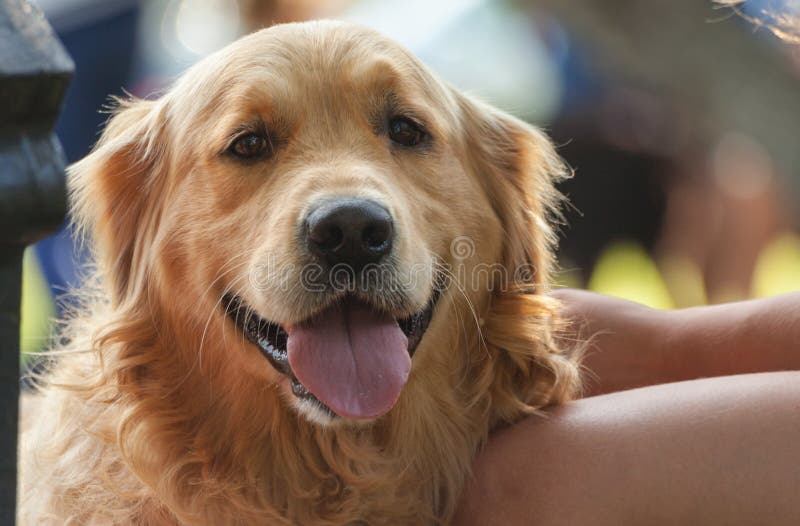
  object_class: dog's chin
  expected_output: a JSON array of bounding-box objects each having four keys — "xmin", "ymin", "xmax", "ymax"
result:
[{"xmin": 222, "ymin": 291, "xmax": 438, "ymax": 426}]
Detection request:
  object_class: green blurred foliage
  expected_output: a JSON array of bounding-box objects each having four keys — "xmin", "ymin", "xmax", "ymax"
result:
[{"xmin": 20, "ymin": 247, "xmax": 55, "ymax": 364}]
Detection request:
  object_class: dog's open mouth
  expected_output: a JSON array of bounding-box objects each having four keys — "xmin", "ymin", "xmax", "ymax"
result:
[{"xmin": 223, "ymin": 293, "xmax": 437, "ymax": 419}]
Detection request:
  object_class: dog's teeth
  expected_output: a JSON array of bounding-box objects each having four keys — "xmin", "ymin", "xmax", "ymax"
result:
[{"xmin": 291, "ymin": 378, "xmax": 310, "ymax": 397}]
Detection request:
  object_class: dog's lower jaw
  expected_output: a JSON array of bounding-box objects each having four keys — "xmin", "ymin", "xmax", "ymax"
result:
[{"xmin": 292, "ymin": 397, "xmax": 340, "ymax": 426}]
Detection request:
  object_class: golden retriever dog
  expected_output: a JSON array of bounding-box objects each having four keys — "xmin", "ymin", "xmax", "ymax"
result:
[{"xmin": 20, "ymin": 21, "xmax": 580, "ymax": 525}]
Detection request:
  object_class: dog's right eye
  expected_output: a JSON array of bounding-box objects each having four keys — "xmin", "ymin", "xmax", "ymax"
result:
[{"xmin": 228, "ymin": 133, "xmax": 271, "ymax": 160}]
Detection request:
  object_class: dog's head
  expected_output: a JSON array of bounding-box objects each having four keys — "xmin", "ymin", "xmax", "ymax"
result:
[{"xmin": 70, "ymin": 21, "xmax": 575, "ymax": 427}]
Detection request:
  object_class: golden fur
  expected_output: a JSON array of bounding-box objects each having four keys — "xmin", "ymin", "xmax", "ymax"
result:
[{"xmin": 19, "ymin": 21, "xmax": 580, "ymax": 525}]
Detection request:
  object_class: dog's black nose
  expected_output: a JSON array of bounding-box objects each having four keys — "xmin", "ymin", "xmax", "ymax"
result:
[{"xmin": 305, "ymin": 198, "xmax": 394, "ymax": 271}]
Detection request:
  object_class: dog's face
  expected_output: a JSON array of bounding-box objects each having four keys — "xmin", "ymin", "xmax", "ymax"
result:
[{"xmin": 70, "ymin": 21, "xmax": 565, "ymax": 426}]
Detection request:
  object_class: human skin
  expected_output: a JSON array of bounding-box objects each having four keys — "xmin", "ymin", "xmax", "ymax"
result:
[
  {"xmin": 555, "ymin": 290, "xmax": 800, "ymax": 396},
  {"xmin": 454, "ymin": 291, "xmax": 800, "ymax": 526}
]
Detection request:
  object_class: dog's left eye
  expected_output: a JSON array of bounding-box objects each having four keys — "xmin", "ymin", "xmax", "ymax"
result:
[
  {"xmin": 229, "ymin": 133, "xmax": 271, "ymax": 159},
  {"xmin": 388, "ymin": 117, "xmax": 428, "ymax": 147}
]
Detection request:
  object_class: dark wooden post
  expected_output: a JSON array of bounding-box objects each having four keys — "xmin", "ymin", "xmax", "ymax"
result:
[{"xmin": 0, "ymin": 0, "xmax": 73, "ymax": 522}]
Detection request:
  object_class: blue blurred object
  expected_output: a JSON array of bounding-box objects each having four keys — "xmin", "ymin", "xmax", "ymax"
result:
[{"xmin": 33, "ymin": 1, "xmax": 140, "ymax": 305}]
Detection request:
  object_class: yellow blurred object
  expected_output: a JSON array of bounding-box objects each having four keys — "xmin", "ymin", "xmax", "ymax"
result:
[
  {"xmin": 752, "ymin": 232, "xmax": 800, "ymax": 298},
  {"xmin": 20, "ymin": 247, "xmax": 56, "ymax": 362},
  {"xmin": 659, "ymin": 254, "xmax": 708, "ymax": 307},
  {"xmin": 588, "ymin": 241, "xmax": 675, "ymax": 309}
]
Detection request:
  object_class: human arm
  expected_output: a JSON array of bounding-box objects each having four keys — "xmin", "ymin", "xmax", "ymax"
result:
[
  {"xmin": 552, "ymin": 290, "xmax": 800, "ymax": 396},
  {"xmin": 454, "ymin": 371, "xmax": 800, "ymax": 526}
]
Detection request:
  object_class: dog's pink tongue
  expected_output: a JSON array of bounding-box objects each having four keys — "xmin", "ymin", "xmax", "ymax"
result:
[{"xmin": 286, "ymin": 299, "xmax": 410, "ymax": 419}]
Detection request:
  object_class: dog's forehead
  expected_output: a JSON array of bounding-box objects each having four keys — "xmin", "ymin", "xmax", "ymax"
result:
[
  {"xmin": 244, "ymin": 21, "xmax": 413, "ymax": 69},
  {"xmin": 242, "ymin": 24, "xmax": 429, "ymax": 92},
  {"xmin": 176, "ymin": 21, "xmax": 441, "ymax": 107}
]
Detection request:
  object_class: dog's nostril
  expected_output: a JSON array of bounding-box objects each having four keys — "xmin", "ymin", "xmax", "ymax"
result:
[
  {"xmin": 310, "ymin": 224, "xmax": 345, "ymax": 252},
  {"xmin": 363, "ymin": 222, "xmax": 392, "ymax": 251},
  {"xmin": 305, "ymin": 198, "xmax": 394, "ymax": 271}
]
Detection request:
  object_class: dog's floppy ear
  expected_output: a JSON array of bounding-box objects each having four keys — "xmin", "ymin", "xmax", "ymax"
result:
[
  {"xmin": 458, "ymin": 95, "xmax": 580, "ymax": 420},
  {"xmin": 458, "ymin": 96, "xmax": 567, "ymax": 290},
  {"xmin": 69, "ymin": 98, "xmax": 168, "ymax": 304}
]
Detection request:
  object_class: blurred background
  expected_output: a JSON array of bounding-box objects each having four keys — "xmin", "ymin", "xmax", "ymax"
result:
[{"xmin": 20, "ymin": 0, "xmax": 800, "ymax": 357}]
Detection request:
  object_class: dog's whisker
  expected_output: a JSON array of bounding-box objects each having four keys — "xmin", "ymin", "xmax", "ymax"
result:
[
  {"xmin": 170, "ymin": 260, "xmax": 250, "ymax": 398},
  {"xmin": 195, "ymin": 255, "xmax": 252, "ymax": 323},
  {"xmin": 200, "ymin": 273, "xmax": 251, "ymax": 401},
  {"xmin": 196, "ymin": 259, "xmax": 250, "ymax": 356},
  {"xmin": 433, "ymin": 259, "xmax": 496, "ymax": 400},
  {"xmin": 167, "ymin": 275, "xmax": 247, "ymax": 399},
  {"xmin": 430, "ymin": 257, "xmax": 490, "ymax": 361}
]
